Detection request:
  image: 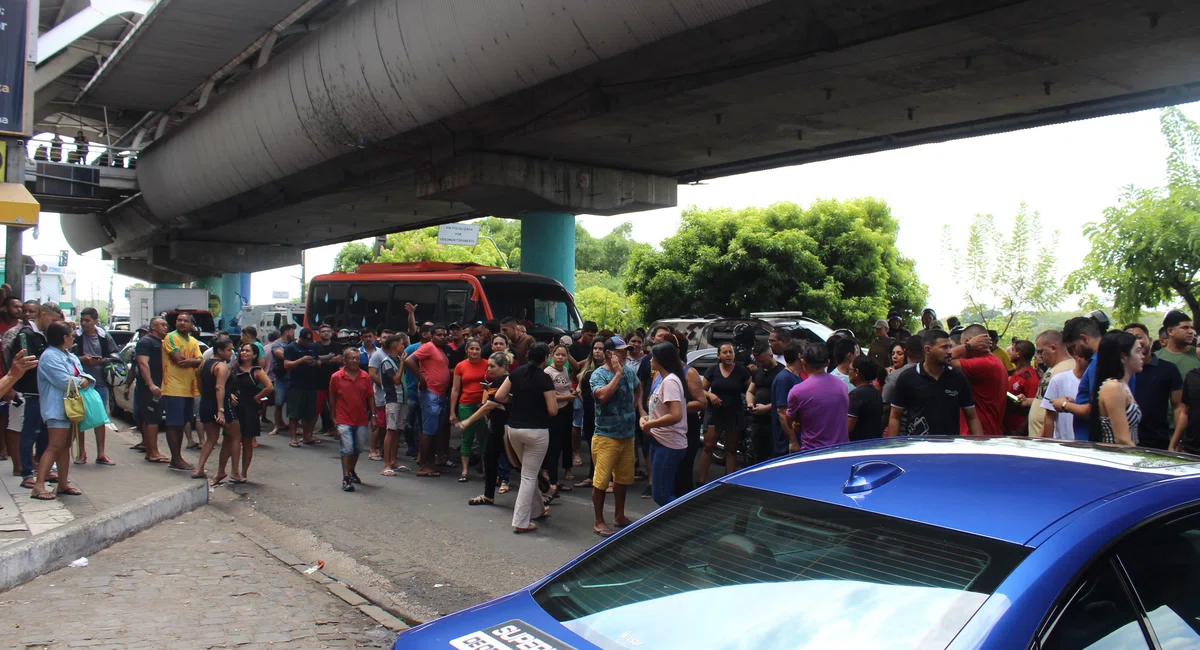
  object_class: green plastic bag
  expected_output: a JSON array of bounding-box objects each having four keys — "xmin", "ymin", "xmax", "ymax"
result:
[{"xmin": 79, "ymin": 386, "xmax": 111, "ymax": 431}]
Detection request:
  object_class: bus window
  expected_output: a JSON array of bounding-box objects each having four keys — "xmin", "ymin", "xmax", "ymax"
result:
[
  {"xmin": 388, "ymin": 283, "xmax": 439, "ymax": 331},
  {"xmin": 309, "ymin": 283, "xmax": 348, "ymax": 329},
  {"xmin": 477, "ymin": 277, "xmax": 581, "ymax": 330},
  {"xmin": 347, "ymin": 284, "xmax": 390, "ymax": 331},
  {"xmin": 442, "ymin": 289, "xmax": 468, "ymax": 326}
]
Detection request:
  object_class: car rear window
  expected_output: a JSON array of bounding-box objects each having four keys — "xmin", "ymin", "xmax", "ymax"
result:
[{"xmin": 533, "ymin": 485, "xmax": 1028, "ymax": 650}]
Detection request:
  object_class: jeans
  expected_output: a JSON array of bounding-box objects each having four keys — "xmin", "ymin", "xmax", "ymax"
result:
[
  {"xmin": 673, "ymin": 412, "xmax": 702, "ymax": 498},
  {"xmin": 507, "ymin": 427, "xmax": 549, "ymax": 529},
  {"xmin": 649, "ymin": 438, "xmax": 686, "ymax": 506},
  {"xmin": 19, "ymin": 395, "xmax": 47, "ymax": 479}
]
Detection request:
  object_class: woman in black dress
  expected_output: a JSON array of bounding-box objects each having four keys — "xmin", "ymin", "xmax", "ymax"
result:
[
  {"xmin": 698, "ymin": 343, "xmax": 751, "ymax": 483},
  {"xmin": 222, "ymin": 343, "xmax": 273, "ymax": 483}
]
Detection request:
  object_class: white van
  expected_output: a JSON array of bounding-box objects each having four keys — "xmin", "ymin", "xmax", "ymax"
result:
[{"xmin": 241, "ymin": 304, "xmax": 306, "ymax": 341}]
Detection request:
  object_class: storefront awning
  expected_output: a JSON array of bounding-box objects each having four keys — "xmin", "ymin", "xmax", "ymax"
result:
[{"xmin": 0, "ymin": 183, "xmax": 39, "ymax": 226}]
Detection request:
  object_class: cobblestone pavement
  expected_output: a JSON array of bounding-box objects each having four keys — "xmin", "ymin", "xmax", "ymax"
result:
[{"xmin": 0, "ymin": 507, "xmax": 397, "ymax": 650}]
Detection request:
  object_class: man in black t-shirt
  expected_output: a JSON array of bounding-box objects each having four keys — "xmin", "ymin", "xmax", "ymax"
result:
[
  {"xmin": 569, "ymin": 321, "xmax": 598, "ymax": 366},
  {"xmin": 314, "ymin": 323, "xmax": 344, "ymax": 434},
  {"xmin": 1169, "ymin": 345, "xmax": 1200, "ymax": 454},
  {"xmin": 847, "ymin": 356, "xmax": 884, "ymax": 441},
  {"xmin": 888, "ymin": 329, "xmax": 982, "ymax": 437},
  {"xmin": 746, "ymin": 342, "xmax": 783, "ymax": 462},
  {"xmin": 134, "ymin": 317, "xmax": 170, "ymax": 462}
]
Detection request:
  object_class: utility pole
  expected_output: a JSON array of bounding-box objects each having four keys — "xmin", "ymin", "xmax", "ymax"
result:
[
  {"xmin": 299, "ymin": 249, "xmax": 306, "ymax": 302},
  {"xmin": 107, "ymin": 267, "xmax": 114, "ymax": 319}
]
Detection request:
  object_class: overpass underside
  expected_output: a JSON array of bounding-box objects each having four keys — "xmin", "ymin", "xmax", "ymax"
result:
[{"xmin": 54, "ymin": 0, "xmax": 1200, "ymax": 283}]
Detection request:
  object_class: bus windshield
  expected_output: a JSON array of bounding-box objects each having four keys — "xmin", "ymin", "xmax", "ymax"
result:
[{"xmin": 478, "ymin": 277, "xmax": 581, "ymax": 330}]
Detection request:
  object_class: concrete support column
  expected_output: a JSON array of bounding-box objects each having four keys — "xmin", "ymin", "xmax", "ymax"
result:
[
  {"xmin": 220, "ymin": 272, "xmax": 250, "ymax": 333},
  {"xmin": 194, "ymin": 277, "xmax": 221, "ymax": 328},
  {"xmin": 520, "ymin": 212, "xmax": 575, "ymax": 327}
]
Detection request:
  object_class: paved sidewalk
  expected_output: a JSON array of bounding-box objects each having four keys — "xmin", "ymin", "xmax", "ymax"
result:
[
  {"xmin": 0, "ymin": 507, "xmax": 395, "ymax": 649},
  {"xmin": 0, "ymin": 471, "xmax": 76, "ymax": 548}
]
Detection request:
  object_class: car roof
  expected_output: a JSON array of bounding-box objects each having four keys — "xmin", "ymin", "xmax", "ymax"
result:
[{"xmin": 726, "ymin": 437, "xmax": 1200, "ymax": 546}]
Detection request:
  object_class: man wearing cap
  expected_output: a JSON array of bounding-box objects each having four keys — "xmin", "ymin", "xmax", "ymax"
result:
[
  {"xmin": 866, "ymin": 319, "xmax": 895, "ymax": 371},
  {"xmin": 920, "ymin": 308, "xmax": 945, "ymax": 332},
  {"xmin": 887, "ymin": 312, "xmax": 912, "ymax": 342},
  {"xmin": 589, "ymin": 336, "xmax": 641, "ymax": 537}
]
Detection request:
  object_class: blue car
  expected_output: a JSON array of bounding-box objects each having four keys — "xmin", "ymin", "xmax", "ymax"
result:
[{"xmin": 392, "ymin": 437, "xmax": 1200, "ymax": 649}]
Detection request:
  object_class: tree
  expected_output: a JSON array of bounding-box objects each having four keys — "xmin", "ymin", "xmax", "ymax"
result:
[
  {"xmin": 1068, "ymin": 108, "xmax": 1200, "ymax": 321},
  {"xmin": 332, "ymin": 242, "xmax": 373, "ymax": 273},
  {"xmin": 944, "ymin": 204, "xmax": 1065, "ymax": 341},
  {"xmin": 625, "ymin": 199, "xmax": 927, "ymax": 336},
  {"xmin": 576, "ymin": 286, "xmax": 640, "ymax": 333}
]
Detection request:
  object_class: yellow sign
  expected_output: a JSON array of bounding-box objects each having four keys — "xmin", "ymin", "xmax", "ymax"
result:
[{"xmin": 0, "ymin": 182, "xmax": 38, "ymax": 227}]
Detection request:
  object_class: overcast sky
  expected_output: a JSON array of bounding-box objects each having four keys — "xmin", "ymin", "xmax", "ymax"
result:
[{"xmin": 27, "ymin": 101, "xmax": 1193, "ymax": 318}]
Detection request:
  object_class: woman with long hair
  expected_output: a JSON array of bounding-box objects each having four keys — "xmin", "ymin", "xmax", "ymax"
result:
[
  {"xmin": 197, "ymin": 338, "xmax": 235, "ymax": 482},
  {"xmin": 888, "ymin": 342, "xmax": 906, "ymax": 374},
  {"xmin": 543, "ymin": 344, "xmax": 575, "ymax": 492},
  {"xmin": 462, "ymin": 352, "xmax": 511, "ymax": 506},
  {"xmin": 449, "ymin": 338, "xmax": 488, "ymax": 482},
  {"xmin": 698, "ymin": 342, "xmax": 751, "ymax": 482},
  {"xmin": 223, "ymin": 343, "xmax": 273, "ymax": 483},
  {"xmin": 31, "ymin": 322, "xmax": 92, "ymax": 500},
  {"xmin": 491, "ymin": 334, "xmax": 514, "ymax": 366},
  {"xmin": 495, "ymin": 343, "xmax": 558, "ymax": 533},
  {"xmin": 672, "ymin": 330, "xmax": 706, "ymax": 497},
  {"xmin": 640, "ymin": 341, "xmax": 690, "ymax": 506},
  {"xmin": 1091, "ymin": 331, "xmax": 1144, "ymax": 446},
  {"xmin": 573, "ymin": 339, "xmax": 606, "ymax": 489}
]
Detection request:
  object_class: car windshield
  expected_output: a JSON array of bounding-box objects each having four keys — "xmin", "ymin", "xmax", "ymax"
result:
[
  {"xmin": 479, "ymin": 277, "xmax": 581, "ymax": 330},
  {"xmin": 533, "ymin": 485, "xmax": 1028, "ymax": 650}
]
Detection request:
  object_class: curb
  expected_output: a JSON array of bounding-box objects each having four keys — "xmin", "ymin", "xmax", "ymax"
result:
[
  {"xmin": 0, "ymin": 482, "xmax": 208, "ymax": 592},
  {"xmin": 236, "ymin": 528, "xmax": 418, "ymax": 632}
]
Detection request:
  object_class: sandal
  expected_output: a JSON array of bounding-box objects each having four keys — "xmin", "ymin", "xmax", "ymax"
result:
[
  {"xmin": 532, "ymin": 506, "xmax": 551, "ymax": 520},
  {"xmin": 458, "ymin": 475, "xmax": 468, "ymax": 482},
  {"xmin": 513, "ymin": 523, "xmax": 538, "ymax": 534},
  {"xmin": 498, "ymin": 482, "xmax": 510, "ymax": 494},
  {"xmin": 574, "ymin": 478, "xmax": 593, "ymax": 488},
  {"xmin": 369, "ymin": 453, "xmax": 383, "ymax": 461},
  {"xmin": 130, "ymin": 444, "xmax": 146, "ymax": 451},
  {"xmin": 74, "ymin": 455, "xmax": 88, "ymax": 465},
  {"xmin": 302, "ymin": 439, "xmax": 322, "ymax": 445},
  {"xmin": 381, "ymin": 468, "xmax": 396, "ymax": 477},
  {"xmin": 186, "ymin": 443, "xmax": 201, "ymax": 450},
  {"xmin": 145, "ymin": 456, "xmax": 170, "ymax": 463},
  {"xmin": 289, "ymin": 440, "xmax": 302, "ymax": 448},
  {"xmin": 96, "ymin": 456, "xmax": 116, "ymax": 466},
  {"xmin": 559, "ymin": 483, "xmax": 573, "ymax": 492},
  {"xmin": 20, "ymin": 476, "xmax": 36, "ymax": 489},
  {"xmin": 56, "ymin": 486, "xmax": 83, "ymax": 496},
  {"xmin": 417, "ymin": 471, "xmax": 441, "ymax": 477},
  {"xmin": 468, "ymin": 495, "xmax": 494, "ymax": 506},
  {"xmin": 31, "ymin": 489, "xmax": 56, "ymax": 500}
]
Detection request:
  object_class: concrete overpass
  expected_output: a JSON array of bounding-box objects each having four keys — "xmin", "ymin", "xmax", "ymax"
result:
[{"xmin": 30, "ymin": 0, "xmax": 1200, "ymax": 292}]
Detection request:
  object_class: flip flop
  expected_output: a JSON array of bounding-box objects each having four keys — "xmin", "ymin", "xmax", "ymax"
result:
[
  {"xmin": 302, "ymin": 439, "xmax": 322, "ymax": 445},
  {"xmin": 96, "ymin": 457, "xmax": 116, "ymax": 466},
  {"xmin": 468, "ymin": 495, "xmax": 494, "ymax": 506},
  {"xmin": 593, "ymin": 528, "xmax": 614, "ymax": 538},
  {"xmin": 145, "ymin": 457, "xmax": 170, "ymax": 463},
  {"xmin": 73, "ymin": 457, "xmax": 87, "ymax": 465},
  {"xmin": 289, "ymin": 441, "xmax": 302, "ymax": 448},
  {"xmin": 168, "ymin": 465, "xmax": 195, "ymax": 472},
  {"xmin": 56, "ymin": 486, "xmax": 83, "ymax": 496},
  {"xmin": 210, "ymin": 476, "xmax": 228, "ymax": 487},
  {"xmin": 574, "ymin": 479, "xmax": 593, "ymax": 488},
  {"xmin": 30, "ymin": 490, "xmax": 56, "ymax": 501},
  {"xmin": 230, "ymin": 477, "xmax": 249, "ymax": 484},
  {"xmin": 20, "ymin": 477, "xmax": 36, "ymax": 489},
  {"xmin": 416, "ymin": 471, "xmax": 441, "ymax": 477},
  {"xmin": 614, "ymin": 518, "xmax": 636, "ymax": 528},
  {"xmin": 191, "ymin": 472, "xmax": 208, "ymax": 480},
  {"xmin": 381, "ymin": 468, "xmax": 396, "ymax": 477},
  {"xmin": 186, "ymin": 443, "xmax": 201, "ymax": 450},
  {"xmin": 513, "ymin": 524, "xmax": 538, "ymax": 534},
  {"xmin": 129, "ymin": 444, "xmax": 146, "ymax": 451},
  {"xmin": 369, "ymin": 454, "xmax": 383, "ymax": 461},
  {"xmin": 458, "ymin": 475, "xmax": 468, "ymax": 482}
]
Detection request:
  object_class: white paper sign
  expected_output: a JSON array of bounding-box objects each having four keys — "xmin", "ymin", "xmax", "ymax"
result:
[{"xmin": 438, "ymin": 223, "xmax": 480, "ymax": 246}]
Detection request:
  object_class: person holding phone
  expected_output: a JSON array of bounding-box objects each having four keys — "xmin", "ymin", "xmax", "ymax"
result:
[{"xmin": 72, "ymin": 307, "xmax": 120, "ymax": 465}]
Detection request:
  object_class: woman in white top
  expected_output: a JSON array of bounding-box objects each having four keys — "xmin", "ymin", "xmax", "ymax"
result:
[
  {"xmin": 639, "ymin": 341, "xmax": 690, "ymax": 506},
  {"xmin": 543, "ymin": 344, "xmax": 575, "ymax": 493}
]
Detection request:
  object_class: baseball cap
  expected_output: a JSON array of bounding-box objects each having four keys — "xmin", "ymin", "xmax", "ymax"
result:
[
  {"xmin": 610, "ymin": 336, "xmax": 630, "ymax": 350},
  {"xmin": 873, "ymin": 319, "xmax": 888, "ymax": 329}
]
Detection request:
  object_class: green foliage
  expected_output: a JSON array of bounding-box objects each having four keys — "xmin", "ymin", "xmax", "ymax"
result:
[
  {"xmin": 376, "ymin": 228, "xmax": 506, "ymax": 266},
  {"xmin": 575, "ymin": 270, "xmax": 624, "ymax": 294},
  {"xmin": 332, "ymin": 242, "xmax": 374, "ymax": 273},
  {"xmin": 624, "ymin": 199, "xmax": 927, "ymax": 336},
  {"xmin": 1067, "ymin": 110, "xmax": 1200, "ymax": 322},
  {"xmin": 575, "ymin": 222, "xmax": 652, "ymax": 277},
  {"xmin": 478, "ymin": 217, "xmax": 521, "ymax": 269},
  {"xmin": 946, "ymin": 204, "xmax": 1065, "ymax": 340},
  {"xmin": 576, "ymin": 286, "xmax": 639, "ymax": 333},
  {"xmin": 78, "ymin": 300, "xmax": 109, "ymax": 324}
]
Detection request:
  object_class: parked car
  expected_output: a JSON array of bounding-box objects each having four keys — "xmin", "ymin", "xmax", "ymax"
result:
[{"xmin": 391, "ymin": 437, "xmax": 1200, "ymax": 650}]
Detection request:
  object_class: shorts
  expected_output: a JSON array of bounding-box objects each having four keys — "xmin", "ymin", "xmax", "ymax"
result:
[
  {"xmin": 6, "ymin": 397, "xmax": 23, "ymax": 433},
  {"xmin": 419, "ymin": 390, "xmax": 449, "ymax": 436},
  {"xmin": 591, "ymin": 435, "xmax": 635, "ymax": 490},
  {"xmin": 708, "ymin": 407, "xmax": 746, "ymax": 434},
  {"xmin": 457, "ymin": 403, "xmax": 486, "ymax": 457},
  {"xmin": 198, "ymin": 396, "xmax": 235, "ymax": 424},
  {"xmin": 572, "ymin": 397, "xmax": 584, "ymax": 429},
  {"xmin": 164, "ymin": 396, "xmax": 195, "ymax": 427},
  {"xmin": 386, "ymin": 402, "xmax": 408, "ymax": 430},
  {"xmin": 287, "ymin": 388, "xmax": 317, "ymax": 421},
  {"xmin": 273, "ymin": 378, "xmax": 289, "ymax": 406},
  {"xmin": 46, "ymin": 418, "xmax": 72, "ymax": 429},
  {"xmin": 337, "ymin": 424, "xmax": 370, "ymax": 457},
  {"xmin": 136, "ymin": 389, "xmax": 164, "ymax": 426}
]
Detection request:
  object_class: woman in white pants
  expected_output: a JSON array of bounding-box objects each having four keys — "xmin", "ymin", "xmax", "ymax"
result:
[{"xmin": 495, "ymin": 343, "xmax": 558, "ymax": 533}]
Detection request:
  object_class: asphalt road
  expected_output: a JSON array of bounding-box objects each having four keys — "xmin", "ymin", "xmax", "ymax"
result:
[{"xmin": 108, "ymin": 414, "xmax": 700, "ymax": 622}]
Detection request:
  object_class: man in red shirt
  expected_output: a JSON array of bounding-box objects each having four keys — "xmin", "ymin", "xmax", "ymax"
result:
[
  {"xmin": 329, "ymin": 348, "xmax": 375, "ymax": 492},
  {"xmin": 1004, "ymin": 340, "xmax": 1041, "ymax": 435},
  {"xmin": 952, "ymin": 324, "xmax": 1009, "ymax": 435},
  {"xmin": 405, "ymin": 325, "xmax": 452, "ymax": 476}
]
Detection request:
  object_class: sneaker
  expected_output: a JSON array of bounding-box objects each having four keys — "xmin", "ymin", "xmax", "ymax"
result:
[
  {"xmin": 350, "ymin": 472, "xmax": 362, "ymax": 484},
  {"xmin": 342, "ymin": 476, "xmax": 355, "ymax": 492},
  {"xmin": 640, "ymin": 486, "xmax": 653, "ymax": 499}
]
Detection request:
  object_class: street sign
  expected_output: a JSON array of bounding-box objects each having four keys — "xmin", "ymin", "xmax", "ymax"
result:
[
  {"xmin": 437, "ymin": 223, "xmax": 480, "ymax": 246},
  {"xmin": 0, "ymin": 0, "xmax": 30, "ymax": 137},
  {"xmin": 271, "ymin": 290, "xmax": 289, "ymax": 299}
]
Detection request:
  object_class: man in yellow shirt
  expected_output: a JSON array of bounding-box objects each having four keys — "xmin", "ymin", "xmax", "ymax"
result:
[{"xmin": 163, "ymin": 313, "xmax": 202, "ymax": 471}]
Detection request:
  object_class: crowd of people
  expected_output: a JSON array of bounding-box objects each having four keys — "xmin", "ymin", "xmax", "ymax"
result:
[{"xmin": 4, "ymin": 287, "xmax": 1197, "ymax": 533}]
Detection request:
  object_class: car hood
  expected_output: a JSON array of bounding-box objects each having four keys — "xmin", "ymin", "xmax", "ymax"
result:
[{"xmin": 392, "ymin": 591, "xmax": 599, "ymax": 650}]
